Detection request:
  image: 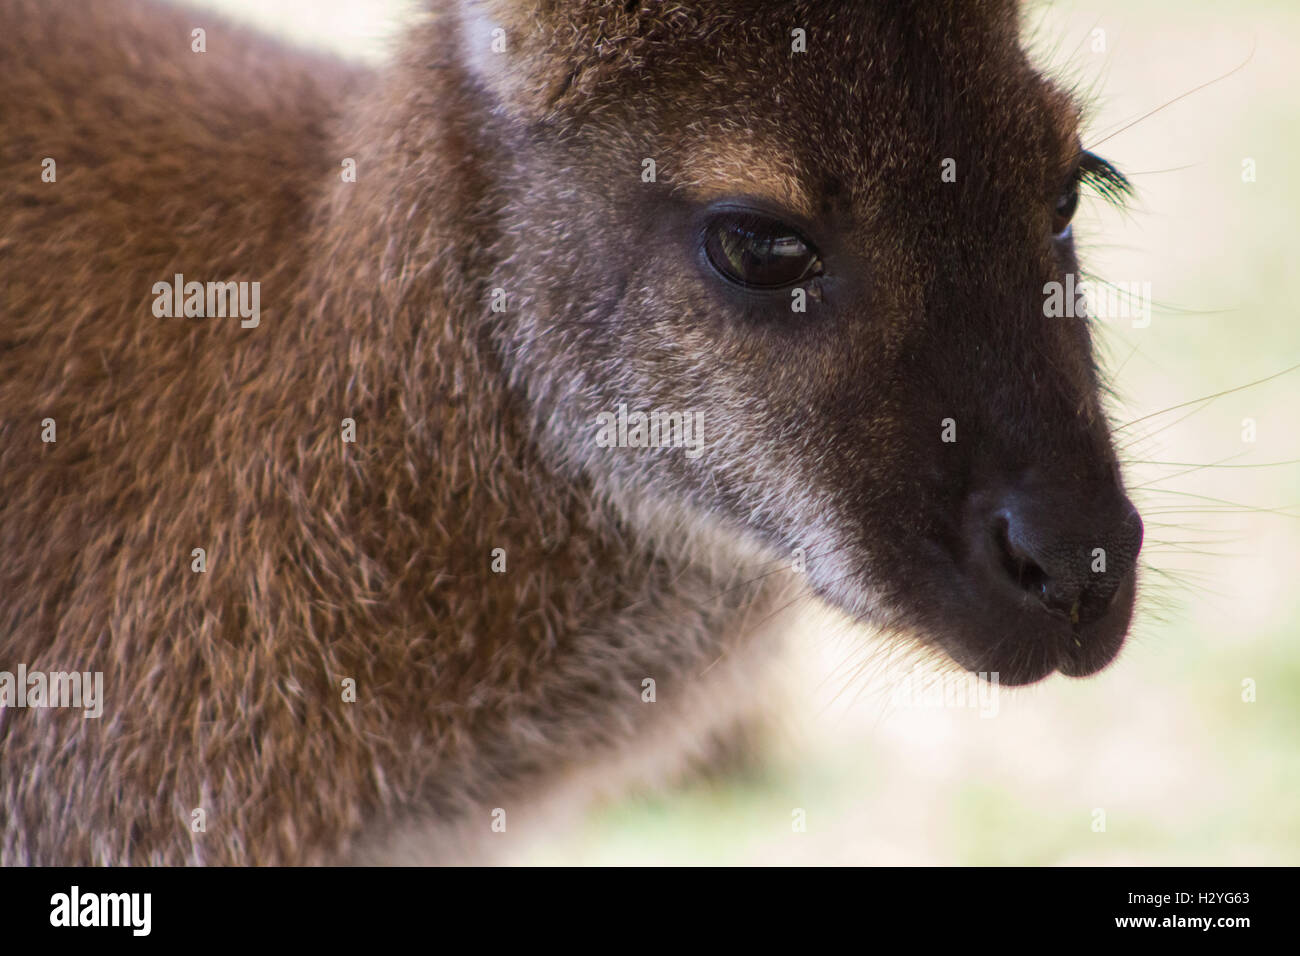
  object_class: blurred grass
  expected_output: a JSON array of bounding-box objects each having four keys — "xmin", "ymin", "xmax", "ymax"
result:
[{"xmin": 183, "ymin": 0, "xmax": 1300, "ymax": 865}]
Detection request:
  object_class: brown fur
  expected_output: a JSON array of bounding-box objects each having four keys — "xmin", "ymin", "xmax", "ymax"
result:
[
  {"xmin": 0, "ymin": 0, "xmax": 803, "ymax": 865},
  {"xmin": 0, "ymin": 0, "xmax": 1140, "ymax": 864}
]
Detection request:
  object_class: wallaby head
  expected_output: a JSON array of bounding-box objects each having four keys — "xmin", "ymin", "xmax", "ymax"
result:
[{"xmin": 461, "ymin": 0, "xmax": 1143, "ymax": 685}]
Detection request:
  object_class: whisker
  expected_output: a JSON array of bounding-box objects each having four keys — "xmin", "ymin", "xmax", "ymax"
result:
[
  {"xmin": 1085, "ymin": 43, "xmax": 1257, "ymax": 149},
  {"xmin": 1118, "ymin": 163, "xmax": 1200, "ymax": 176},
  {"xmin": 1116, "ymin": 361, "xmax": 1300, "ymax": 430},
  {"xmin": 1137, "ymin": 487, "xmax": 1297, "ymax": 514},
  {"xmin": 1127, "ymin": 458, "xmax": 1300, "ymax": 470},
  {"xmin": 1128, "ymin": 451, "xmax": 1251, "ymax": 488},
  {"xmin": 1078, "ymin": 272, "xmax": 1235, "ymax": 317}
]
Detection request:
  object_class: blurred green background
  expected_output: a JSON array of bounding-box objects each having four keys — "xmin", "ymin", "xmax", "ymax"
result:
[{"xmin": 184, "ymin": 0, "xmax": 1299, "ymax": 864}]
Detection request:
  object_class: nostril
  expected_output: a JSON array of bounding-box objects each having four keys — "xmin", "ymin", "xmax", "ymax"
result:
[
  {"xmin": 989, "ymin": 511, "xmax": 1084, "ymax": 619},
  {"xmin": 991, "ymin": 515, "xmax": 1051, "ymax": 601},
  {"xmin": 982, "ymin": 491, "xmax": 1142, "ymax": 625}
]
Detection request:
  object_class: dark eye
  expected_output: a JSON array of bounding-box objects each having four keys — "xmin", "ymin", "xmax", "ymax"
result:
[
  {"xmin": 703, "ymin": 211, "xmax": 822, "ymax": 289},
  {"xmin": 1052, "ymin": 180, "xmax": 1080, "ymax": 238}
]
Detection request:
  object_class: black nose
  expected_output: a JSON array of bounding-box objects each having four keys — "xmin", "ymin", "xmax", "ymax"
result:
[{"xmin": 984, "ymin": 485, "xmax": 1143, "ymax": 625}]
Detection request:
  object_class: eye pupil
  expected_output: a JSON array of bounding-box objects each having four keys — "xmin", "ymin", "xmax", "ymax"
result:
[
  {"xmin": 1053, "ymin": 184, "xmax": 1080, "ymax": 237},
  {"xmin": 705, "ymin": 212, "xmax": 821, "ymax": 288}
]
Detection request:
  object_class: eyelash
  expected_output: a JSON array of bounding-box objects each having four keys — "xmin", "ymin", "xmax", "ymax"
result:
[{"xmin": 1077, "ymin": 150, "xmax": 1132, "ymax": 206}]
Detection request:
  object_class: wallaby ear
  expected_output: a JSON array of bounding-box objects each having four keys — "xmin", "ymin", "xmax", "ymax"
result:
[{"xmin": 455, "ymin": 0, "xmax": 589, "ymax": 120}]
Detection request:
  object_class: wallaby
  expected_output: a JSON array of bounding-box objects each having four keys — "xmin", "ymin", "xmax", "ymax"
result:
[{"xmin": 0, "ymin": 0, "xmax": 1144, "ymax": 865}]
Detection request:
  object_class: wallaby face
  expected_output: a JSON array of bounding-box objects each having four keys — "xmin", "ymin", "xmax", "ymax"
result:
[{"xmin": 481, "ymin": 0, "xmax": 1143, "ymax": 686}]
